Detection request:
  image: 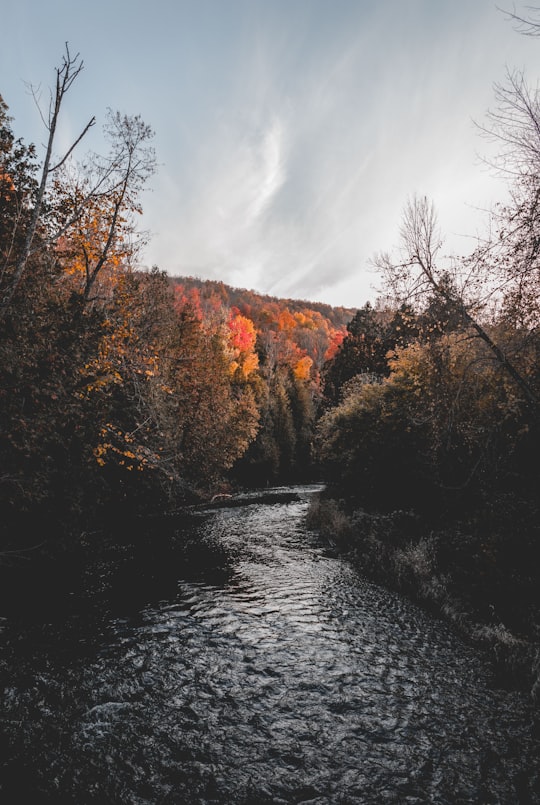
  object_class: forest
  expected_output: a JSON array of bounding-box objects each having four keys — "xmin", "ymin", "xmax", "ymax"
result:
[{"xmin": 0, "ymin": 45, "xmax": 539, "ymax": 699}]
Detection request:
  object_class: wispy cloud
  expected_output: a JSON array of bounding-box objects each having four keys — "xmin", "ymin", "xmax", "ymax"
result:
[
  {"xmin": 147, "ymin": 5, "xmax": 519, "ymax": 307},
  {"xmin": 8, "ymin": 0, "xmax": 528, "ymax": 307},
  {"xmin": 149, "ymin": 113, "xmax": 287, "ymax": 284},
  {"xmin": 249, "ymin": 119, "xmax": 286, "ymax": 222}
]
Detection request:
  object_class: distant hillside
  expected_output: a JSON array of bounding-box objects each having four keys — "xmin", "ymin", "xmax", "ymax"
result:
[
  {"xmin": 168, "ymin": 276, "xmax": 356, "ymax": 330},
  {"xmin": 166, "ymin": 276, "xmax": 356, "ymax": 485},
  {"xmin": 168, "ymin": 276, "xmax": 356, "ymax": 373}
]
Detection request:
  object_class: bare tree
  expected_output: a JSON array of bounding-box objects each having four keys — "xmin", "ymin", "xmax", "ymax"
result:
[
  {"xmin": 0, "ymin": 44, "xmax": 95, "ymax": 317},
  {"xmin": 375, "ymin": 24, "xmax": 540, "ymax": 412},
  {"xmin": 467, "ymin": 33, "xmax": 540, "ymax": 355},
  {"xmin": 54, "ymin": 111, "xmax": 156, "ymax": 303},
  {"xmin": 0, "ymin": 44, "xmax": 156, "ymax": 316},
  {"xmin": 375, "ymin": 194, "xmax": 539, "ymax": 408}
]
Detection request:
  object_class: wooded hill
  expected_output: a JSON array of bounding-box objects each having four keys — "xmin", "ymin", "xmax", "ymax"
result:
[
  {"xmin": 168, "ymin": 276, "xmax": 355, "ymax": 486},
  {"xmin": 169, "ymin": 276, "xmax": 355, "ymax": 330},
  {"xmin": 169, "ymin": 275, "xmax": 354, "ymax": 372}
]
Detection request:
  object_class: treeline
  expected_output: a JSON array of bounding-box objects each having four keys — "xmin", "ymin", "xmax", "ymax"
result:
[
  {"xmin": 317, "ymin": 294, "xmax": 539, "ymax": 515},
  {"xmin": 169, "ymin": 276, "xmax": 354, "ymax": 331}
]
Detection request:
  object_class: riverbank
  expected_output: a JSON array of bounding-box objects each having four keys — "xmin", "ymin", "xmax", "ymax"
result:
[
  {"xmin": 0, "ymin": 509, "xmax": 227, "ymax": 623},
  {"xmin": 307, "ymin": 492, "xmax": 540, "ymax": 704},
  {"xmin": 0, "ymin": 488, "xmax": 304, "ymax": 621}
]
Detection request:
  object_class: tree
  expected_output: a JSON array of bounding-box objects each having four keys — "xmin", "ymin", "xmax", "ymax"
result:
[
  {"xmin": 0, "ymin": 50, "xmax": 162, "ymax": 544},
  {"xmin": 500, "ymin": 5, "xmax": 540, "ymax": 38},
  {"xmin": 315, "ymin": 376, "xmax": 434, "ymax": 511},
  {"xmin": 52, "ymin": 111, "xmax": 155, "ymax": 305},
  {"xmin": 227, "ymin": 311, "xmax": 259, "ymax": 379},
  {"xmin": 0, "ymin": 46, "xmax": 95, "ymax": 317},
  {"xmin": 157, "ymin": 300, "xmax": 260, "ymax": 486},
  {"xmin": 321, "ymin": 303, "xmax": 388, "ymax": 406},
  {"xmin": 321, "ymin": 302, "xmax": 419, "ymax": 406},
  {"xmin": 0, "ymin": 95, "xmax": 39, "ymax": 275},
  {"xmin": 1, "ymin": 44, "xmax": 155, "ymax": 319},
  {"xmin": 375, "ymin": 195, "xmax": 539, "ymax": 409}
]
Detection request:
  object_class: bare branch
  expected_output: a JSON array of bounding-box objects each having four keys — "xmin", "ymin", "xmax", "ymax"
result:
[
  {"xmin": 49, "ymin": 116, "xmax": 96, "ymax": 172},
  {"xmin": 498, "ymin": 3, "xmax": 540, "ymax": 35},
  {"xmin": 0, "ymin": 44, "xmax": 90, "ymax": 318},
  {"xmin": 476, "ymin": 69, "xmax": 540, "ymax": 177}
]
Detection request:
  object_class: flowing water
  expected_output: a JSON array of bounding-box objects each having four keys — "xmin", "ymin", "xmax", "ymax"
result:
[{"xmin": 1, "ymin": 485, "xmax": 539, "ymax": 803}]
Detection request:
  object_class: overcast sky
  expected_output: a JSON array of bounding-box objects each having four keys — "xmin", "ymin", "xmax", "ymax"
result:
[{"xmin": 2, "ymin": 1, "xmax": 540, "ymax": 307}]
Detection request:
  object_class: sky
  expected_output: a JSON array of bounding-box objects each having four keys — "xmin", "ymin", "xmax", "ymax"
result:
[{"xmin": 2, "ymin": 0, "xmax": 540, "ymax": 308}]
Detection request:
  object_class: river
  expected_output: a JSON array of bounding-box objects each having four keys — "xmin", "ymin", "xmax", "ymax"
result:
[{"xmin": 1, "ymin": 485, "xmax": 539, "ymax": 803}]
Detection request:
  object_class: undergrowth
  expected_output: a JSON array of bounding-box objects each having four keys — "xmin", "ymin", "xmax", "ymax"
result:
[{"xmin": 307, "ymin": 492, "xmax": 540, "ymax": 703}]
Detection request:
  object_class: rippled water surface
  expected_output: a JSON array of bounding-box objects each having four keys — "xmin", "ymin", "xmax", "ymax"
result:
[{"xmin": 1, "ymin": 486, "xmax": 539, "ymax": 803}]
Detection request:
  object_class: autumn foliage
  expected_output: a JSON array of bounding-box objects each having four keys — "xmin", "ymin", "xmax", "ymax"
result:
[{"xmin": 169, "ymin": 277, "xmax": 353, "ymax": 484}]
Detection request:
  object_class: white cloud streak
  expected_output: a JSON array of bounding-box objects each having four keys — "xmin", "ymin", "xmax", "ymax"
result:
[{"xmin": 145, "ymin": 2, "xmax": 533, "ymax": 306}]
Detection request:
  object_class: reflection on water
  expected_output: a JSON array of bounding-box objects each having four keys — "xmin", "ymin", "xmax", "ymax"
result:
[{"xmin": 1, "ymin": 486, "xmax": 539, "ymax": 803}]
